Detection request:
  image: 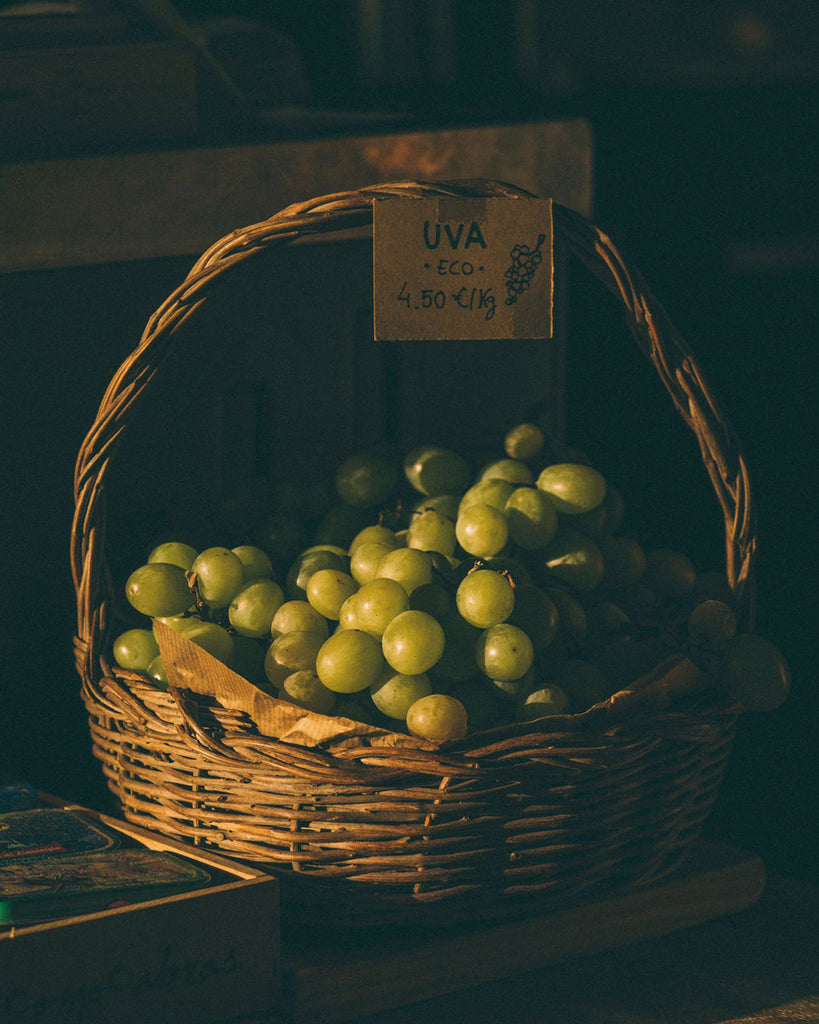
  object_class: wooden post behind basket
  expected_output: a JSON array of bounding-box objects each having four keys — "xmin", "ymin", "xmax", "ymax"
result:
[{"xmin": 71, "ymin": 178, "xmax": 755, "ymax": 708}]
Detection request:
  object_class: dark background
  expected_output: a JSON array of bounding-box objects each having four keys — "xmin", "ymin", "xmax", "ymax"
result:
[{"xmin": 1, "ymin": 1, "xmax": 816, "ymax": 883}]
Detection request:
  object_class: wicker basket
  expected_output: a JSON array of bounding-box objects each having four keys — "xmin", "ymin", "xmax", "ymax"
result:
[{"xmin": 71, "ymin": 179, "xmax": 754, "ymax": 926}]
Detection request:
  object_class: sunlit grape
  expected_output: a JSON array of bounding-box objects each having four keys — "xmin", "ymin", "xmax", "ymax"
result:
[
  {"xmin": 350, "ymin": 542, "xmax": 394, "ymax": 584},
  {"xmin": 413, "ymin": 494, "xmax": 461, "ymax": 521},
  {"xmin": 190, "ymin": 547, "xmax": 245, "ymax": 609},
  {"xmin": 355, "ymin": 577, "xmax": 410, "ymax": 637},
  {"xmin": 264, "ymin": 630, "xmax": 326, "ymax": 688},
  {"xmin": 177, "ymin": 619, "xmax": 235, "ymax": 665},
  {"xmin": 475, "ymin": 623, "xmax": 534, "ymax": 682},
  {"xmin": 147, "ymin": 541, "xmax": 198, "ymax": 571},
  {"xmin": 407, "ymin": 509, "xmax": 457, "ymax": 557},
  {"xmin": 382, "ymin": 610, "xmax": 445, "ymax": 675},
  {"xmin": 404, "ymin": 445, "xmax": 471, "ymax": 497},
  {"xmin": 126, "ymin": 563, "xmax": 192, "ymax": 618},
  {"xmin": 456, "ymin": 569, "xmax": 514, "ymax": 629},
  {"xmin": 406, "ymin": 694, "xmax": 468, "ymax": 742},
  {"xmin": 287, "ymin": 547, "xmax": 347, "ymax": 601},
  {"xmin": 370, "ymin": 667, "xmax": 432, "ymax": 719},
  {"xmin": 232, "ymin": 545, "xmax": 274, "ymax": 581},
  {"xmin": 459, "ymin": 478, "xmax": 514, "ymax": 514},
  {"xmin": 478, "ymin": 459, "xmax": 534, "ymax": 485},
  {"xmin": 349, "ymin": 525, "xmax": 399, "ymax": 553},
  {"xmin": 228, "ymin": 578, "xmax": 286, "ymax": 638},
  {"xmin": 536, "ymin": 463, "xmax": 606, "ymax": 515},
  {"xmin": 112, "ymin": 629, "xmax": 159, "ymax": 672},
  {"xmin": 316, "ymin": 629, "xmax": 385, "ymax": 693},
  {"xmin": 455, "ymin": 503, "xmax": 509, "ymax": 557},
  {"xmin": 375, "ymin": 547, "xmax": 433, "ymax": 596},
  {"xmin": 280, "ymin": 669, "xmax": 336, "ymax": 715},
  {"xmin": 516, "ymin": 685, "xmax": 569, "ymax": 721},
  {"xmin": 271, "ymin": 600, "xmax": 330, "ymax": 640},
  {"xmin": 306, "ymin": 569, "xmax": 358, "ymax": 620},
  {"xmin": 504, "ymin": 487, "xmax": 558, "ymax": 549}
]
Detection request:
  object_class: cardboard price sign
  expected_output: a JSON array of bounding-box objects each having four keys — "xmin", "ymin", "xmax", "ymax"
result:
[{"xmin": 373, "ymin": 197, "xmax": 553, "ymax": 341}]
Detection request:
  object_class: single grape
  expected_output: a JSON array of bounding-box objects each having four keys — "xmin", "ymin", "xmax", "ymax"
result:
[
  {"xmin": 475, "ymin": 623, "xmax": 534, "ymax": 682},
  {"xmin": 286, "ymin": 547, "xmax": 347, "ymax": 601},
  {"xmin": 231, "ymin": 544, "xmax": 274, "ymax": 581},
  {"xmin": 177, "ymin": 619, "xmax": 235, "ymax": 665},
  {"xmin": 599, "ymin": 535, "xmax": 646, "ymax": 591},
  {"xmin": 350, "ymin": 542, "xmax": 395, "ymax": 585},
  {"xmin": 349, "ymin": 525, "xmax": 399, "ymax": 553},
  {"xmin": 537, "ymin": 526, "xmax": 605, "ymax": 592},
  {"xmin": 455, "ymin": 569, "xmax": 514, "ymax": 629},
  {"xmin": 406, "ymin": 694, "xmax": 468, "ymax": 742},
  {"xmin": 112, "ymin": 628, "xmax": 159, "ymax": 672},
  {"xmin": 306, "ymin": 569, "xmax": 358, "ymax": 620},
  {"xmin": 404, "ymin": 445, "xmax": 471, "ymax": 497},
  {"xmin": 271, "ymin": 600, "xmax": 330, "ymax": 640},
  {"xmin": 644, "ymin": 549, "xmax": 697, "ymax": 599},
  {"xmin": 504, "ymin": 422, "xmax": 544, "ymax": 460},
  {"xmin": 506, "ymin": 584, "xmax": 558, "ymax": 649},
  {"xmin": 190, "ymin": 547, "xmax": 245, "ymax": 609},
  {"xmin": 125, "ymin": 563, "xmax": 192, "ymax": 618},
  {"xmin": 455, "ymin": 503, "xmax": 509, "ymax": 558},
  {"xmin": 375, "ymin": 547, "xmax": 433, "ymax": 596},
  {"xmin": 147, "ymin": 656, "xmax": 168, "ymax": 688},
  {"xmin": 337, "ymin": 594, "xmax": 361, "ymax": 630},
  {"xmin": 687, "ymin": 599, "xmax": 737, "ymax": 649},
  {"xmin": 316, "ymin": 630, "xmax": 385, "ymax": 693},
  {"xmin": 516, "ymin": 685, "xmax": 569, "ymax": 721},
  {"xmin": 382, "ymin": 610, "xmax": 445, "ymax": 675},
  {"xmin": 228, "ymin": 578, "xmax": 286, "ymax": 638},
  {"xmin": 459, "ymin": 478, "xmax": 514, "ymax": 514},
  {"xmin": 536, "ymin": 463, "xmax": 606, "ymax": 515},
  {"xmin": 413, "ymin": 494, "xmax": 461, "ymax": 522},
  {"xmin": 370, "ymin": 667, "xmax": 432, "ymax": 719},
  {"xmin": 147, "ymin": 541, "xmax": 198, "ymax": 571},
  {"xmin": 264, "ymin": 630, "xmax": 326, "ymax": 688},
  {"xmin": 504, "ymin": 487, "xmax": 558, "ymax": 549},
  {"xmin": 279, "ymin": 669, "xmax": 336, "ymax": 715},
  {"xmin": 335, "ymin": 453, "xmax": 397, "ymax": 508},
  {"xmin": 717, "ymin": 633, "xmax": 790, "ymax": 712},
  {"xmin": 407, "ymin": 509, "xmax": 457, "ymax": 557},
  {"xmin": 355, "ymin": 577, "xmax": 410, "ymax": 637},
  {"xmin": 478, "ymin": 459, "xmax": 534, "ymax": 485}
]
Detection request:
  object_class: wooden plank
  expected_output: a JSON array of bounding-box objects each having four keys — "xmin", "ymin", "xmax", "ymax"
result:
[
  {"xmin": 280, "ymin": 840, "xmax": 765, "ymax": 1024},
  {"xmin": 0, "ymin": 119, "xmax": 593, "ymax": 273}
]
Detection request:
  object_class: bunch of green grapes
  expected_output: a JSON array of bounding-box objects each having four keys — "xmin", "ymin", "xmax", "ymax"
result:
[{"xmin": 112, "ymin": 425, "xmax": 790, "ymax": 741}]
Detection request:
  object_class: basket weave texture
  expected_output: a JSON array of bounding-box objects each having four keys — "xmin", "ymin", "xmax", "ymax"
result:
[{"xmin": 71, "ymin": 180, "xmax": 754, "ymax": 924}]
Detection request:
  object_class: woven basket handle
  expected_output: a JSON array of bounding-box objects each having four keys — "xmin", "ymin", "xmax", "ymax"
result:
[{"xmin": 71, "ymin": 179, "xmax": 755, "ymax": 691}]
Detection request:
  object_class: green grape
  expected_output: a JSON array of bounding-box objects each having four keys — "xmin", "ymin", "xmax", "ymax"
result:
[
  {"xmin": 553, "ymin": 659, "xmax": 611, "ymax": 712},
  {"xmin": 459, "ymin": 478, "xmax": 514, "ymax": 514},
  {"xmin": 335, "ymin": 453, "xmax": 397, "ymax": 508},
  {"xmin": 271, "ymin": 600, "xmax": 330, "ymax": 640},
  {"xmin": 413, "ymin": 494, "xmax": 461, "ymax": 522},
  {"xmin": 504, "ymin": 422, "xmax": 544, "ymax": 461},
  {"xmin": 279, "ymin": 669, "xmax": 336, "ymax": 715},
  {"xmin": 447, "ymin": 679, "xmax": 502, "ymax": 731},
  {"xmin": 455, "ymin": 569, "xmax": 514, "ymax": 629},
  {"xmin": 542, "ymin": 586, "xmax": 588, "ymax": 650},
  {"xmin": 231, "ymin": 545, "xmax": 274, "ymax": 581},
  {"xmin": 337, "ymin": 594, "xmax": 361, "ymax": 630},
  {"xmin": 403, "ymin": 445, "xmax": 471, "ymax": 497},
  {"xmin": 316, "ymin": 630, "xmax": 385, "ymax": 693},
  {"xmin": 475, "ymin": 623, "xmax": 534, "ymax": 682},
  {"xmin": 382, "ymin": 610, "xmax": 445, "ymax": 675},
  {"xmin": 305, "ymin": 569, "xmax": 358, "ymax": 620},
  {"xmin": 538, "ymin": 526, "xmax": 605, "ymax": 592},
  {"xmin": 264, "ymin": 630, "xmax": 326, "ymax": 688},
  {"xmin": 375, "ymin": 547, "xmax": 433, "ymax": 596},
  {"xmin": 455, "ymin": 504, "xmax": 509, "ymax": 558},
  {"xmin": 112, "ymin": 628, "xmax": 159, "ymax": 672},
  {"xmin": 717, "ymin": 634, "xmax": 790, "ymax": 712},
  {"xmin": 594, "ymin": 637, "xmax": 657, "ymax": 689},
  {"xmin": 231, "ymin": 634, "xmax": 267, "ymax": 685},
  {"xmin": 349, "ymin": 524, "xmax": 399, "ymax": 553},
  {"xmin": 687, "ymin": 599, "xmax": 737, "ymax": 649},
  {"xmin": 516, "ymin": 685, "xmax": 569, "ymax": 721},
  {"xmin": 644, "ymin": 549, "xmax": 697, "ymax": 599},
  {"xmin": 313, "ymin": 503, "xmax": 373, "ymax": 549},
  {"xmin": 407, "ymin": 509, "xmax": 457, "ymax": 557},
  {"xmin": 406, "ymin": 694, "xmax": 468, "ymax": 742},
  {"xmin": 177, "ymin": 619, "xmax": 235, "ymax": 665},
  {"xmin": 504, "ymin": 487, "xmax": 558, "ymax": 549},
  {"xmin": 125, "ymin": 563, "xmax": 192, "ymax": 618},
  {"xmin": 147, "ymin": 541, "xmax": 198, "ymax": 571},
  {"xmin": 253, "ymin": 512, "xmax": 308, "ymax": 570},
  {"xmin": 355, "ymin": 577, "xmax": 410, "ymax": 637},
  {"xmin": 536, "ymin": 463, "xmax": 606, "ymax": 515},
  {"xmin": 147, "ymin": 656, "xmax": 168, "ymax": 688},
  {"xmin": 409, "ymin": 582, "xmax": 451, "ymax": 621},
  {"xmin": 190, "ymin": 547, "xmax": 245, "ymax": 609},
  {"xmin": 370, "ymin": 667, "xmax": 432, "ymax": 719},
  {"xmin": 599, "ymin": 535, "xmax": 646, "ymax": 591},
  {"xmin": 506, "ymin": 584, "xmax": 558, "ymax": 649},
  {"xmin": 478, "ymin": 458, "xmax": 534, "ymax": 485},
  {"xmin": 350, "ymin": 542, "xmax": 395, "ymax": 585},
  {"xmin": 286, "ymin": 547, "xmax": 347, "ymax": 601},
  {"xmin": 228, "ymin": 578, "xmax": 286, "ymax": 638},
  {"xmin": 430, "ymin": 611, "xmax": 481, "ymax": 684}
]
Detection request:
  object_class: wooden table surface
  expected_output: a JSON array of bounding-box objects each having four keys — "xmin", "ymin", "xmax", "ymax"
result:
[{"xmin": 332, "ymin": 869, "xmax": 818, "ymax": 1024}]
